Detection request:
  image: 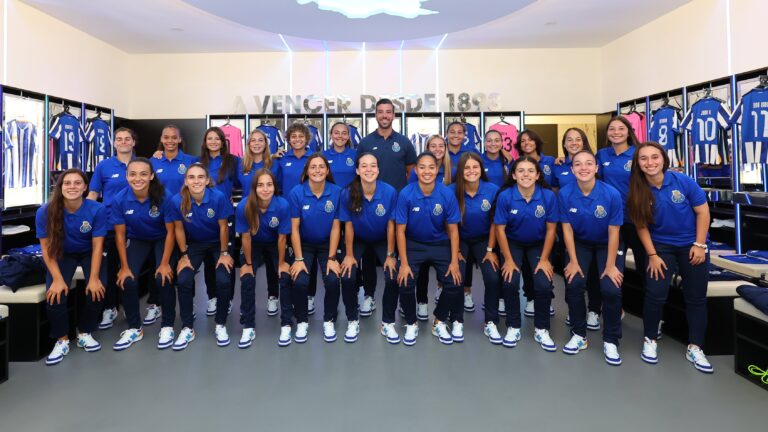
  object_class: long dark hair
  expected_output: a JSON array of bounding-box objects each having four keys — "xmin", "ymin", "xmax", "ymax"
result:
[
  {"xmin": 454, "ymin": 152, "xmax": 488, "ymax": 223},
  {"xmin": 200, "ymin": 126, "xmax": 236, "ymax": 184},
  {"xmin": 515, "ymin": 129, "xmax": 544, "ymax": 156},
  {"xmin": 127, "ymin": 158, "xmax": 165, "ymax": 209},
  {"xmin": 604, "ymin": 116, "xmax": 640, "ymax": 148},
  {"xmin": 484, "ymin": 129, "xmax": 510, "ymax": 180},
  {"xmin": 329, "ymin": 122, "xmax": 352, "ymax": 149},
  {"xmin": 180, "ymin": 163, "xmax": 210, "ymax": 221},
  {"xmin": 47, "ymin": 169, "xmax": 89, "ymax": 259},
  {"xmin": 244, "ymin": 169, "xmax": 278, "ymax": 235},
  {"xmin": 299, "ymin": 153, "xmax": 336, "ymax": 184},
  {"xmin": 347, "ymin": 153, "xmax": 378, "ymax": 215},
  {"xmin": 561, "ymin": 127, "xmax": 591, "ymax": 158},
  {"xmin": 627, "ymin": 142, "xmax": 670, "ymax": 228},
  {"xmin": 502, "ymin": 155, "xmax": 548, "ymax": 191}
]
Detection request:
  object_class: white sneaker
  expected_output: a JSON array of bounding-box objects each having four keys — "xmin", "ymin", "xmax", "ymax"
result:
[
  {"xmin": 434, "ymin": 287, "xmax": 442, "ymax": 304},
  {"xmin": 206, "ymin": 298, "xmax": 217, "ymax": 316},
  {"xmin": 227, "ymin": 300, "xmax": 232, "ymax": 315},
  {"xmin": 143, "ymin": 305, "xmax": 161, "ymax": 326},
  {"xmin": 550, "ymin": 305, "xmax": 555, "ymax": 316},
  {"xmin": 484, "ymin": 322, "xmax": 502, "ymax": 345},
  {"xmin": 99, "ymin": 308, "xmax": 117, "ymax": 329},
  {"xmin": 403, "ymin": 323, "xmax": 419, "ymax": 346},
  {"xmin": 46, "ymin": 339, "xmax": 70, "ymax": 365},
  {"xmin": 77, "ymin": 332, "xmax": 101, "ymax": 352},
  {"xmin": 641, "ymin": 337, "xmax": 658, "ymax": 364},
  {"xmin": 534, "ymin": 328, "xmax": 557, "ymax": 352},
  {"xmin": 113, "ymin": 328, "xmax": 143, "ymax": 351},
  {"xmin": 657, "ymin": 320, "xmax": 664, "ymax": 339},
  {"xmin": 502, "ymin": 327, "xmax": 521, "ymax": 348},
  {"xmin": 498, "ymin": 299, "xmax": 506, "ymax": 316},
  {"xmin": 344, "ymin": 321, "xmax": 360, "ymax": 343},
  {"xmin": 359, "ymin": 296, "xmax": 376, "ymax": 317},
  {"xmin": 603, "ymin": 342, "xmax": 622, "ymax": 366},
  {"xmin": 416, "ymin": 303, "xmax": 429, "ymax": 321},
  {"xmin": 432, "ymin": 321, "xmax": 453, "ymax": 345},
  {"xmin": 172, "ymin": 327, "xmax": 195, "ymax": 351},
  {"xmin": 381, "ymin": 323, "xmax": 401, "ymax": 344},
  {"xmin": 562, "ymin": 333, "xmax": 588, "ymax": 355},
  {"xmin": 463, "ymin": 292, "xmax": 475, "ymax": 312},
  {"xmin": 215, "ymin": 325, "xmax": 230, "ymax": 347},
  {"xmin": 565, "ymin": 314, "xmax": 571, "ymax": 326},
  {"xmin": 295, "ymin": 322, "xmax": 309, "ymax": 343},
  {"xmin": 686, "ymin": 345, "xmax": 714, "ymax": 373},
  {"xmin": 308, "ymin": 296, "xmax": 316, "ymax": 315},
  {"xmin": 523, "ymin": 301, "xmax": 534, "ymax": 317},
  {"xmin": 586, "ymin": 311, "xmax": 601, "ymax": 331},
  {"xmin": 451, "ymin": 321, "xmax": 464, "ymax": 342},
  {"xmin": 278, "ymin": 326, "xmax": 292, "ymax": 347},
  {"xmin": 323, "ymin": 321, "xmax": 337, "ymax": 343},
  {"xmin": 266, "ymin": 296, "xmax": 279, "ymax": 316},
  {"xmin": 157, "ymin": 327, "xmax": 175, "ymax": 350},
  {"xmin": 238, "ymin": 328, "xmax": 255, "ymax": 349}
]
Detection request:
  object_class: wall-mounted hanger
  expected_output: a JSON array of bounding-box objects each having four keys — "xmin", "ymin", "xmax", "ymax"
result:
[{"xmin": 757, "ymin": 75, "xmax": 768, "ymax": 89}]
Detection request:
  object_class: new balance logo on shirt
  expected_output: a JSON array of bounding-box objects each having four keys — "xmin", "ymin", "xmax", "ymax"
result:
[{"xmin": 125, "ymin": 210, "xmax": 134, "ymax": 215}]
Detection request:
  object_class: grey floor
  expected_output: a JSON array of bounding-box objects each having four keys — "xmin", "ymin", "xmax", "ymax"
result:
[{"xmin": 1, "ymin": 268, "xmax": 766, "ymax": 432}]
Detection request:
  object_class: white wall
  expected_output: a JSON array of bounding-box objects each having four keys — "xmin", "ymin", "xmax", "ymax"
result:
[{"xmin": 731, "ymin": 0, "xmax": 768, "ymax": 74}]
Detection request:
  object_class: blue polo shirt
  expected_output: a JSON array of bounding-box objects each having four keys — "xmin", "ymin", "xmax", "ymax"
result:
[
  {"xmin": 339, "ymin": 180, "xmax": 397, "ymax": 243},
  {"xmin": 167, "ymin": 188, "xmax": 233, "ymax": 244},
  {"xmin": 394, "ymin": 182, "xmax": 461, "ymax": 243},
  {"xmin": 288, "ymin": 181, "xmax": 342, "ymax": 245},
  {"xmin": 36, "ymin": 199, "xmax": 108, "ymax": 254},
  {"xmin": 151, "ymin": 150, "xmax": 197, "ymax": 195},
  {"xmin": 448, "ymin": 145, "xmax": 480, "ymax": 177},
  {"xmin": 206, "ymin": 155, "xmax": 240, "ymax": 203},
  {"xmin": 648, "ymin": 171, "xmax": 708, "ymax": 246},
  {"xmin": 558, "ymin": 180, "xmax": 623, "ymax": 245},
  {"xmin": 89, "ymin": 156, "xmax": 132, "ymax": 211},
  {"xmin": 110, "ymin": 188, "xmax": 173, "ymax": 241},
  {"xmin": 408, "ymin": 165, "xmax": 446, "ymax": 185},
  {"xmin": 449, "ymin": 181, "xmax": 499, "ymax": 239},
  {"xmin": 482, "ymin": 153, "xmax": 509, "ymax": 187},
  {"xmin": 552, "ymin": 158, "xmax": 575, "ymax": 189},
  {"xmin": 237, "ymin": 159, "xmax": 278, "ymax": 198},
  {"xmin": 597, "ymin": 145, "xmax": 635, "ymax": 222},
  {"xmin": 494, "ymin": 185, "xmax": 558, "ymax": 244},
  {"xmin": 538, "ymin": 155, "xmax": 556, "ymax": 187},
  {"xmin": 235, "ymin": 196, "xmax": 291, "ymax": 244},
  {"xmin": 324, "ymin": 147, "xmax": 357, "ymax": 188},
  {"xmin": 357, "ymin": 130, "xmax": 416, "ymax": 191},
  {"xmin": 276, "ymin": 150, "xmax": 309, "ymax": 196}
]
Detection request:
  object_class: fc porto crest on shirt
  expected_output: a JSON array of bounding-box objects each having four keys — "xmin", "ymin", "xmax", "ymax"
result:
[
  {"xmin": 207, "ymin": 208, "xmax": 216, "ymax": 218},
  {"xmin": 346, "ymin": 157, "xmax": 354, "ymax": 166},
  {"xmin": 535, "ymin": 205, "xmax": 545, "ymax": 218},
  {"xmin": 543, "ymin": 165, "xmax": 552, "ymax": 175},
  {"xmin": 433, "ymin": 203, "xmax": 443, "ymax": 216},
  {"xmin": 481, "ymin": 199, "xmax": 491, "ymax": 212},
  {"xmin": 80, "ymin": 221, "xmax": 92, "ymax": 233},
  {"xmin": 375, "ymin": 204, "xmax": 386, "ymax": 216},
  {"xmin": 594, "ymin": 205, "xmax": 608, "ymax": 219},
  {"xmin": 392, "ymin": 142, "xmax": 401, "ymax": 153},
  {"xmin": 149, "ymin": 206, "xmax": 160, "ymax": 218},
  {"xmin": 623, "ymin": 160, "xmax": 632, "ymax": 171},
  {"xmin": 268, "ymin": 217, "xmax": 279, "ymax": 228},
  {"xmin": 178, "ymin": 164, "xmax": 187, "ymax": 174},
  {"xmin": 324, "ymin": 200, "xmax": 335, "ymax": 213},
  {"xmin": 671, "ymin": 190, "xmax": 686, "ymax": 203}
]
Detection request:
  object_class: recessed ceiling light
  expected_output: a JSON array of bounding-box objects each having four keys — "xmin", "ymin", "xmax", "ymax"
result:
[
  {"xmin": 296, "ymin": 0, "xmax": 438, "ymax": 19},
  {"xmin": 171, "ymin": 27, "xmax": 184, "ymax": 32},
  {"xmin": 544, "ymin": 21, "xmax": 557, "ymax": 26}
]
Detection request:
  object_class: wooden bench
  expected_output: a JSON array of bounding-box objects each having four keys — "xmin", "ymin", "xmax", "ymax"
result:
[{"xmin": 733, "ymin": 298, "xmax": 768, "ymax": 391}]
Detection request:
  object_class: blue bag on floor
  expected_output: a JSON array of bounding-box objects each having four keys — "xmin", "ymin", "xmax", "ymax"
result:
[
  {"xmin": 0, "ymin": 254, "xmax": 46, "ymax": 292},
  {"xmin": 736, "ymin": 285, "xmax": 768, "ymax": 315}
]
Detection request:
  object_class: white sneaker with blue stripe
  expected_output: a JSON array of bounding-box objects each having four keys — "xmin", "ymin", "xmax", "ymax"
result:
[
  {"xmin": 562, "ymin": 333, "xmax": 588, "ymax": 355},
  {"xmin": 432, "ymin": 321, "xmax": 453, "ymax": 345},
  {"xmin": 484, "ymin": 322, "xmax": 502, "ymax": 345},
  {"xmin": 113, "ymin": 328, "xmax": 143, "ymax": 351},
  {"xmin": 77, "ymin": 333, "xmax": 101, "ymax": 352},
  {"xmin": 98, "ymin": 308, "xmax": 117, "ymax": 330},
  {"xmin": 172, "ymin": 327, "xmax": 195, "ymax": 351},
  {"xmin": 686, "ymin": 345, "xmax": 714, "ymax": 374},
  {"xmin": 278, "ymin": 326, "xmax": 292, "ymax": 347},
  {"xmin": 498, "ymin": 299, "xmax": 507, "ymax": 317},
  {"xmin": 46, "ymin": 339, "xmax": 70, "ymax": 366},
  {"xmin": 403, "ymin": 324, "xmax": 419, "ymax": 346},
  {"xmin": 215, "ymin": 325, "xmax": 230, "ymax": 347},
  {"xmin": 586, "ymin": 311, "xmax": 601, "ymax": 331},
  {"xmin": 502, "ymin": 327, "xmax": 521, "ymax": 348},
  {"xmin": 295, "ymin": 322, "xmax": 309, "ymax": 343},
  {"xmin": 603, "ymin": 342, "xmax": 622, "ymax": 366},
  {"xmin": 323, "ymin": 321, "xmax": 337, "ymax": 343},
  {"xmin": 534, "ymin": 328, "xmax": 557, "ymax": 352},
  {"xmin": 157, "ymin": 327, "xmax": 175, "ymax": 350},
  {"xmin": 307, "ymin": 297, "xmax": 316, "ymax": 316},
  {"xmin": 381, "ymin": 323, "xmax": 400, "ymax": 344},
  {"xmin": 416, "ymin": 303, "xmax": 429, "ymax": 321},
  {"xmin": 344, "ymin": 321, "xmax": 360, "ymax": 343},
  {"xmin": 451, "ymin": 321, "xmax": 464, "ymax": 342},
  {"xmin": 641, "ymin": 337, "xmax": 658, "ymax": 364},
  {"xmin": 206, "ymin": 298, "xmax": 217, "ymax": 316},
  {"xmin": 238, "ymin": 328, "xmax": 255, "ymax": 349},
  {"xmin": 143, "ymin": 305, "xmax": 161, "ymax": 326}
]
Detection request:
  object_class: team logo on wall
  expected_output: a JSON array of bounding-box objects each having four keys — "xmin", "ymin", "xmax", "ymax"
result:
[
  {"xmin": 324, "ymin": 200, "xmax": 335, "ymax": 213},
  {"xmin": 543, "ymin": 165, "xmax": 551, "ymax": 175},
  {"xmin": 671, "ymin": 190, "xmax": 686, "ymax": 203},
  {"xmin": 594, "ymin": 205, "xmax": 607, "ymax": 219},
  {"xmin": 178, "ymin": 164, "xmax": 187, "ymax": 174},
  {"xmin": 346, "ymin": 157, "xmax": 354, "ymax": 166},
  {"xmin": 535, "ymin": 205, "xmax": 545, "ymax": 218},
  {"xmin": 392, "ymin": 143, "xmax": 401, "ymax": 152},
  {"xmin": 80, "ymin": 221, "xmax": 92, "ymax": 233},
  {"xmin": 481, "ymin": 199, "xmax": 491, "ymax": 212},
  {"xmin": 624, "ymin": 160, "xmax": 632, "ymax": 171},
  {"xmin": 207, "ymin": 208, "xmax": 216, "ymax": 218},
  {"xmin": 433, "ymin": 204, "xmax": 443, "ymax": 216},
  {"xmin": 375, "ymin": 204, "xmax": 386, "ymax": 216},
  {"xmin": 149, "ymin": 206, "xmax": 160, "ymax": 218},
  {"xmin": 269, "ymin": 217, "xmax": 279, "ymax": 228}
]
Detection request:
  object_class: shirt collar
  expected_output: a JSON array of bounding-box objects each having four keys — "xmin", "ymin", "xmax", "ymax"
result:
[
  {"xmin": 302, "ymin": 181, "xmax": 332, "ymax": 198},
  {"xmin": 609, "ymin": 145, "xmax": 635, "ymax": 158},
  {"xmin": 511, "ymin": 184, "xmax": 542, "ymax": 202},
  {"xmin": 162, "ymin": 150, "xmax": 186, "ymax": 162},
  {"xmin": 661, "ymin": 171, "xmax": 675, "ymax": 187}
]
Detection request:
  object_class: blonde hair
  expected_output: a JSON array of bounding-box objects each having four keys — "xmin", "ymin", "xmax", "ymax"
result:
[{"xmin": 426, "ymin": 134, "xmax": 452, "ymax": 185}]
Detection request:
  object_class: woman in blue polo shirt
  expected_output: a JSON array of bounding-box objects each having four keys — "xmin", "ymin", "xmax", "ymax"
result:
[
  {"xmin": 446, "ymin": 121, "xmax": 479, "ymax": 174},
  {"xmin": 236, "ymin": 169, "xmax": 292, "ymax": 348},
  {"xmin": 37, "ymin": 169, "xmax": 108, "ymax": 365},
  {"xmin": 167, "ymin": 163, "xmax": 234, "ymax": 350},
  {"xmin": 493, "ymin": 156, "xmax": 558, "ymax": 350},
  {"xmin": 627, "ymin": 142, "xmax": 714, "ymax": 373},
  {"xmin": 151, "ymin": 124, "xmax": 197, "ymax": 196},
  {"xmin": 451, "ymin": 153, "xmax": 500, "ymax": 343},
  {"xmin": 558, "ymin": 150, "xmax": 626, "ymax": 366},
  {"xmin": 395, "ymin": 152, "xmax": 462, "ymax": 346},
  {"xmin": 515, "ymin": 129, "xmax": 555, "ymax": 186},
  {"xmin": 110, "ymin": 158, "xmax": 176, "ymax": 351},
  {"xmin": 339, "ymin": 153, "xmax": 399, "ymax": 343},
  {"xmin": 287, "ymin": 154, "xmax": 343, "ymax": 344},
  {"xmin": 88, "ymin": 127, "xmax": 135, "ymax": 332},
  {"xmin": 481, "ymin": 130, "xmax": 511, "ymax": 188},
  {"xmin": 324, "ymin": 122, "xmax": 358, "ymax": 189}
]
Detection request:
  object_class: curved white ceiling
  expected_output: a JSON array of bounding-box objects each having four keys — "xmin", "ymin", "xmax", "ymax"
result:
[{"xmin": 182, "ymin": 0, "xmax": 534, "ymax": 42}]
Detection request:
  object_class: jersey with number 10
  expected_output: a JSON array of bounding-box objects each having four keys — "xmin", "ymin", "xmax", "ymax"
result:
[
  {"xmin": 681, "ymin": 97, "xmax": 731, "ymax": 164},
  {"xmin": 49, "ymin": 113, "xmax": 86, "ymax": 170},
  {"xmin": 730, "ymin": 87, "xmax": 768, "ymax": 164},
  {"xmin": 650, "ymin": 106, "xmax": 681, "ymax": 166}
]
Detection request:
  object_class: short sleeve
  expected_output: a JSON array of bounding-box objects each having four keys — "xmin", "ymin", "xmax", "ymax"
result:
[
  {"xmin": 217, "ymin": 194, "xmax": 234, "ymax": 220},
  {"xmin": 404, "ymin": 140, "xmax": 417, "ymax": 165},
  {"xmin": 277, "ymin": 201, "xmax": 292, "ymax": 235},
  {"xmin": 545, "ymin": 191, "xmax": 559, "ymax": 223},
  {"xmin": 110, "ymin": 199, "xmax": 126, "ymax": 226},
  {"xmin": 394, "ymin": 190, "xmax": 410, "ymax": 225},
  {"xmin": 608, "ymin": 190, "xmax": 624, "ymax": 227},
  {"xmin": 493, "ymin": 192, "xmax": 510, "ymax": 226},
  {"xmin": 444, "ymin": 191, "xmax": 461, "ymax": 225},
  {"xmin": 235, "ymin": 204, "xmax": 249, "ymax": 234},
  {"xmin": 557, "ymin": 190, "xmax": 570, "ymax": 223},
  {"xmin": 92, "ymin": 205, "xmax": 108, "ymax": 238},
  {"xmin": 165, "ymin": 196, "xmax": 182, "ymax": 222},
  {"xmin": 35, "ymin": 206, "xmax": 48, "ymax": 239},
  {"xmin": 684, "ymin": 175, "xmax": 707, "ymax": 207},
  {"xmin": 288, "ymin": 188, "xmax": 302, "ymax": 219},
  {"xmin": 89, "ymin": 164, "xmax": 103, "ymax": 193},
  {"xmin": 387, "ymin": 188, "xmax": 398, "ymax": 221},
  {"xmin": 338, "ymin": 190, "xmax": 352, "ymax": 223}
]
